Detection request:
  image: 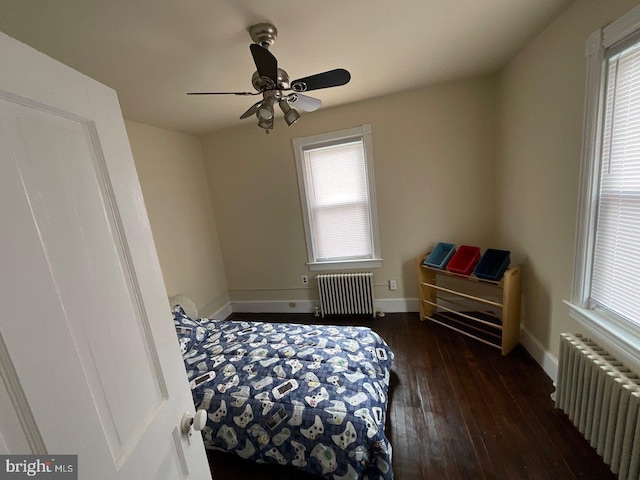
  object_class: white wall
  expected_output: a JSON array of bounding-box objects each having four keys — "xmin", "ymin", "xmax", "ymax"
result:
[
  {"xmin": 125, "ymin": 120, "xmax": 229, "ymax": 316},
  {"xmin": 496, "ymin": 0, "xmax": 639, "ymax": 368}
]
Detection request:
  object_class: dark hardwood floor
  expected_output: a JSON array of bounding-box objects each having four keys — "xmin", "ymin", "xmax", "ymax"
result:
[{"xmin": 206, "ymin": 312, "xmax": 615, "ymax": 480}]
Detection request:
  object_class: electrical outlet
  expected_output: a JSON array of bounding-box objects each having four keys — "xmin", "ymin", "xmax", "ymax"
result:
[
  {"xmin": 389, "ymin": 279, "xmax": 398, "ymax": 291},
  {"xmin": 301, "ymin": 275, "xmax": 309, "ymax": 285}
]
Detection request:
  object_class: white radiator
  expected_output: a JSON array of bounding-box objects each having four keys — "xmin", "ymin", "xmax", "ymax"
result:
[
  {"xmin": 317, "ymin": 273, "xmax": 375, "ymax": 318},
  {"xmin": 555, "ymin": 333, "xmax": 640, "ymax": 479}
]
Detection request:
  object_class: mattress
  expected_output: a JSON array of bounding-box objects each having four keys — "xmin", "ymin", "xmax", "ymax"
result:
[{"xmin": 173, "ymin": 306, "xmax": 395, "ymax": 479}]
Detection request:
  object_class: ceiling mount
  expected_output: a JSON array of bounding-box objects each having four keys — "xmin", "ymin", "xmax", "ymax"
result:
[
  {"xmin": 249, "ymin": 23, "xmax": 278, "ymax": 49},
  {"xmin": 187, "ymin": 23, "xmax": 351, "ymax": 133}
]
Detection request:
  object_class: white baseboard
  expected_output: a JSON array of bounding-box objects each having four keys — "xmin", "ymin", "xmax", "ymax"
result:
[
  {"xmin": 376, "ymin": 297, "xmax": 419, "ymax": 313},
  {"xmin": 229, "ymin": 297, "xmax": 420, "ymax": 316},
  {"xmin": 231, "ymin": 300, "xmax": 318, "ymax": 314},
  {"xmin": 200, "ymin": 301, "xmax": 233, "ymax": 320},
  {"xmin": 520, "ymin": 326, "xmax": 558, "ymax": 382}
]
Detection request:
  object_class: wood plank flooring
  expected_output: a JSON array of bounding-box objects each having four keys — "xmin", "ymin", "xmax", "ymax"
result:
[{"xmin": 206, "ymin": 312, "xmax": 615, "ymax": 480}]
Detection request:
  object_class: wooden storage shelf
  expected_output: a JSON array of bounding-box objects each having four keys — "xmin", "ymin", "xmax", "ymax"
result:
[{"xmin": 418, "ymin": 253, "xmax": 522, "ymax": 355}]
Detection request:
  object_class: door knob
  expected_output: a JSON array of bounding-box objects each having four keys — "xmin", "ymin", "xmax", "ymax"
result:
[
  {"xmin": 192, "ymin": 409, "xmax": 207, "ymax": 431},
  {"xmin": 181, "ymin": 409, "xmax": 207, "ymax": 435}
]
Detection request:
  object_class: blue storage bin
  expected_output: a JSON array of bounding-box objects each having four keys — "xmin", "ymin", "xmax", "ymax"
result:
[
  {"xmin": 424, "ymin": 242, "xmax": 456, "ymax": 269},
  {"xmin": 473, "ymin": 249, "xmax": 511, "ymax": 281}
]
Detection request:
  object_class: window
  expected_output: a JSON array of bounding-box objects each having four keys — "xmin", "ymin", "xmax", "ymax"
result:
[
  {"xmin": 570, "ymin": 5, "xmax": 640, "ymax": 360},
  {"xmin": 293, "ymin": 125, "xmax": 382, "ymax": 271}
]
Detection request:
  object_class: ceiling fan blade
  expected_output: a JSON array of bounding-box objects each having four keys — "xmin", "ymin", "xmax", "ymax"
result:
[
  {"xmin": 250, "ymin": 44, "xmax": 278, "ymax": 83},
  {"xmin": 290, "ymin": 68, "xmax": 351, "ymax": 92},
  {"xmin": 187, "ymin": 91, "xmax": 259, "ymax": 96},
  {"xmin": 286, "ymin": 93, "xmax": 322, "ymax": 112},
  {"xmin": 240, "ymin": 100, "xmax": 263, "ymax": 119}
]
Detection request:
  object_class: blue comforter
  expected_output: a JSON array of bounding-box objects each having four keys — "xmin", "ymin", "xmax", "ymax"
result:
[{"xmin": 173, "ymin": 306, "xmax": 394, "ymax": 480}]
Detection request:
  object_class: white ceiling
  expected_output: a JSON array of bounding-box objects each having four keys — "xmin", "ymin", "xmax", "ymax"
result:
[{"xmin": 0, "ymin": 0, "xmax": 572, "ymax": 135}]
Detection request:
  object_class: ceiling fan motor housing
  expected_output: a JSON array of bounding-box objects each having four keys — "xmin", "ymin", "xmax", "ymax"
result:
[{"xmin": 252, "ymin": 69, "xmax": 289, "ymax": 91}]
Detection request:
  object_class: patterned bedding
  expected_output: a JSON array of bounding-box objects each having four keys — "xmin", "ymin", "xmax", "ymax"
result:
[{"xmin": 172, "ymin": 306, "xmax": 395, "ymax": 480}]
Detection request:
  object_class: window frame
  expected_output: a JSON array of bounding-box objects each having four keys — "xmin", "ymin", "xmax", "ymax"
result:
[
  {"xmin": 568, "ymin": 5, "xmax": 640, "ymax": 363},
  {"xmin": 293, "ymin": 124, "xmax": 382, "ymax": 271}
]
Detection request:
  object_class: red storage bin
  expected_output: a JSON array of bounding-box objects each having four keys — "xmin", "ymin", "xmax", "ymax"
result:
[{"xmin": 446, "ymin": 245, "xmax": 481, "ymax": 276}]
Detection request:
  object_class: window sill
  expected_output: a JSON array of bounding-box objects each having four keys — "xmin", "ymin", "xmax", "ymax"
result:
[
  {"xmin": 308, "ymin": 259, "xmax": 382, "ymax": 271},
  {"xmin": 564, "ymin": 300, "xmax": 640, "ymax": 367}
]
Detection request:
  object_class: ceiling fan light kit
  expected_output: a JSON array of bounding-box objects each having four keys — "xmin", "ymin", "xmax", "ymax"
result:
[
  {"xmin": 188, "ymin": 23, "xmax": 351, "ymax": 133},
  {"xmin": 279, "ymin": 99, "xmax": 300, "ymax": 126}
]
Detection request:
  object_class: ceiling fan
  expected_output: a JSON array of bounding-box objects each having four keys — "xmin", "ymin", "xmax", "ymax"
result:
[{"xmin": 188, "ymin": 23, "xmax": 351, "ymax": 133}]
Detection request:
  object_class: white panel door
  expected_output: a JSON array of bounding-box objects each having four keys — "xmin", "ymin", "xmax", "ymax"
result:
[{"xmin": 0, "ymin": 32, "xmax": 212, "ymax": 479}]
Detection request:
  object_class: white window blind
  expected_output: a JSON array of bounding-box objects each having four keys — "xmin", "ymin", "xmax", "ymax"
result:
[
  {"xmin": 303, "ymin": 140, "xmax": 373, "ymax": 261},
  {"xmin": 590, "ymin": 41, "xmax": 640, "ymax": 326},
  {"xmin": 293, "ymin": 125, "xmax": 381, "ymax": 270}
]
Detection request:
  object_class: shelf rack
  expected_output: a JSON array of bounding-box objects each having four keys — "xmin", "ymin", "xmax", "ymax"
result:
[{"xmin": 417, "ymin": 253, "xmax": 522, "ymax": 355}]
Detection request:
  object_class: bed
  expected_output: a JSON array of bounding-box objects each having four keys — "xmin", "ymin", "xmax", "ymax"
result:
[{"xmin": 172, "ymin": 304, "xmax": 395, "ymax": 480}]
